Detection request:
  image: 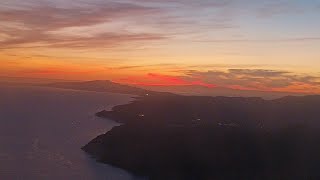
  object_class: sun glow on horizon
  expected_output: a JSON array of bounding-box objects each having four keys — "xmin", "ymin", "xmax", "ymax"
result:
[{"xmin": 1, "ymin": 0, "xmax": 320, "ymax": 95}]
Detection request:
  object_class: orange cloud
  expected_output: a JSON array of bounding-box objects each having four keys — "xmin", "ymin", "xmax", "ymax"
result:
[
  {"xmin": 21, "ymin": 67, "xmax": 89, "ymax": 75},
  {"xmin": 116, "ymin": 69, "xmax": 320, "ymax": 94}
]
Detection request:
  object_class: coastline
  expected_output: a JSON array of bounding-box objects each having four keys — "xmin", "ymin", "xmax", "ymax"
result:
[{"xmin": 82, "ymin": 94, "xmax": 320, "ymax": 180}]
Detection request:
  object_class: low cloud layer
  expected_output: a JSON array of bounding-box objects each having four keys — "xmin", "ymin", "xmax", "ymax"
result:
[
  {"xmin": 119, "ymin": 68, "xmax": 320, "ymax": 94},
  {"xmin": 187, "ymin": 69, "xmax": 320, "ymax": 92}
]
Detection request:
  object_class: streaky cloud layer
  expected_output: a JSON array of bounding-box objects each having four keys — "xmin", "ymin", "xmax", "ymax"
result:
[{"xmin": 0, "ymin": 0, "xmax": 320, "ymax": 95}]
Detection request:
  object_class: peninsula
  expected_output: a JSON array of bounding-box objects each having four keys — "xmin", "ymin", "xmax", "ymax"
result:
[{"xmin": 83, "ymin": 94, "xmax": 320, "ymax": 180}]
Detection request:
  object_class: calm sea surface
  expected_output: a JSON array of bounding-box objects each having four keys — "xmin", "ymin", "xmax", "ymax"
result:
[{"xmin": 0, "ymin": 85, "xmax": 137, "ymax": 180}]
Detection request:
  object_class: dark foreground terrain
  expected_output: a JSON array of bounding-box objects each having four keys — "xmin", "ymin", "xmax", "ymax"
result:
[{"xmin": 83, "ymin": 94, "xmax": 320, "ymax": 180}]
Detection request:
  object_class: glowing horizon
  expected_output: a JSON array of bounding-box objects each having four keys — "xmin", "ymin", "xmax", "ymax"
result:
[{"xmin": 1, "ymin": 0, "xmax": 320, "ymax": 94}]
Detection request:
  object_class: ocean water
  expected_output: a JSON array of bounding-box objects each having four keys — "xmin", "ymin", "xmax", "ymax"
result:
[{"xmin": 0, "ymin": 85, "xmax": 137, "ymax": 180}]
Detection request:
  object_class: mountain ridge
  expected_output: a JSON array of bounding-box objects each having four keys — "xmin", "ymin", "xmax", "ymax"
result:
[{"xmin": 46, "ymin": 80, "xmax": 317, "ymax": 100}]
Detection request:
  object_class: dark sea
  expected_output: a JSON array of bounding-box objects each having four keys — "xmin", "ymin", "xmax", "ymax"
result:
[{"xmin": 0, "ymin": 84, "xmax": 137, "ymax": 180}]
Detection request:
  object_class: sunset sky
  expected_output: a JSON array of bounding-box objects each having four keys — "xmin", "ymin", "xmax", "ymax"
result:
[{"xmin": 1, "ymin": 0, "xmax": 320, "ymax": 94}]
